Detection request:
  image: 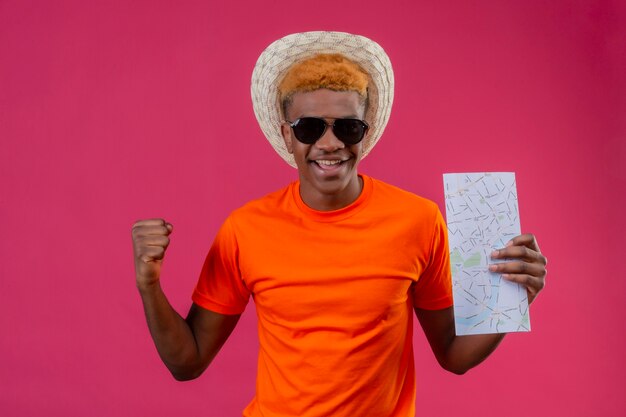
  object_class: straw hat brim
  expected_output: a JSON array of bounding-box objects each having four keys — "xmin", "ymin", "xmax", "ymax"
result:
[{"xmin": 251, "ymin": 31, "xmax": 395, "ymax": 168}]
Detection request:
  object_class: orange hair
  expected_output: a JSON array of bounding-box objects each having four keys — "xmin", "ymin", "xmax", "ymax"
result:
[{"xmin": 279, "ymin": 54, "xmax": 369, "ymax": 114}]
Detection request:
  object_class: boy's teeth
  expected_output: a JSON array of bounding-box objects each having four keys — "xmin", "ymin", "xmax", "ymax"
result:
[{"xmin": 317, "ymin": 160, "xmax": 341, "ymax": 165}]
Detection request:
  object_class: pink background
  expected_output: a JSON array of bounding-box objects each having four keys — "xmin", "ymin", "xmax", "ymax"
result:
[{"xmin": 1, "ymin": 1, "xmax": 624, "ymax": 416}]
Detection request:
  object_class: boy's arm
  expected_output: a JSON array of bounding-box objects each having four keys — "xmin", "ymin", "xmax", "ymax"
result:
[
  {"xmin": 132, "ymin": 218, "xmax": 239, "ymax": 381},
  {"xmin": 415, "ymin": 234, "xmax": 547, "ymax": 375}
]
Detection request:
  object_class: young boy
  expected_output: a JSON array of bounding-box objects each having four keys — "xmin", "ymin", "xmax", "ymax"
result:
[{"xmin": 131, "ymin": 31, "xmax": 547, "ymax": 417}]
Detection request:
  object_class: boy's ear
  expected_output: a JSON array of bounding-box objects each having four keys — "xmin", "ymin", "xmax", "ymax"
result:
[{"xmin": 281, "ymin": 124, "xmax": 294, "ymax": 154}]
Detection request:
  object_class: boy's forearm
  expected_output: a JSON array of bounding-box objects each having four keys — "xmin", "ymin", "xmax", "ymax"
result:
[
  {"xmin": 138, "ymin": 283, "xmax": 203, "ymax": 380},
  {"xmin": 443, "ymin": 333, "xmax": 506, "ymax": 374},
  {"xmin": 416, "ymin": 306, "xmax": 507, "ymax": 375}
]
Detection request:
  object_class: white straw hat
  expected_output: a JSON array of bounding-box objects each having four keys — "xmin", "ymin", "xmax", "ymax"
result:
[{"xmin": 251, "ymin": 31, "xmax": 395, "ymax": 168}]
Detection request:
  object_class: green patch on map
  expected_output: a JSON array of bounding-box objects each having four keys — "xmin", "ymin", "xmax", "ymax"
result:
[{"xmin": 463, "ymin": 252, "xmax": 482, "ymax": 268}]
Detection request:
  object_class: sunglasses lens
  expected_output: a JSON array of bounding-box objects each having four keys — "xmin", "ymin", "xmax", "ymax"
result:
[
  {"xmin": 334, "ymin": 119, "xmax": 368, "ymax": 145},
  {"xmin": 292, "ymin": 118, "xmax": 326, "ymax": 144}
]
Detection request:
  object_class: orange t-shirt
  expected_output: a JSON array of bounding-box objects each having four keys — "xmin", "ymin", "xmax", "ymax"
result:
[{"xmin": 192, "ymin": 174, "xmax": 453, "ymax": 417}]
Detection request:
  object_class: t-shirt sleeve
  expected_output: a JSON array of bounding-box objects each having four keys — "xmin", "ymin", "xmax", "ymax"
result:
[
  {"xmin": 192, "ymin": 216, "xmax": 251, "ymax": 315},
  {"xmin": 412, "ymin": 207, "xmax": 454, "ymax": 310}
]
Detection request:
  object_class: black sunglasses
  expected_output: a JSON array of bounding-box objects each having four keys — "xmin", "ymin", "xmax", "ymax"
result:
[{"xmin": 284, "ymin": 117, "xmax": 369, "ymax": 145}]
